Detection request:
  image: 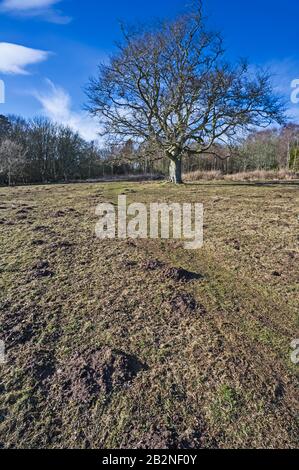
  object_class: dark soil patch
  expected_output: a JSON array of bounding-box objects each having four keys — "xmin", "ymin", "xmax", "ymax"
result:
[
  {"xmin": 163, "ymin": 267, "xmax": 203, "ymax": 283},
  {"xmin": 170, "ymin": 292, "xmax": 206, "ymax": 316},
  {"xmin": 140, "ymin": 260, "xmax": 203, "ymax": 283},
  {"xmin": 29, "ymin": 348, "xmax": 56, "ymax": 383},
  {"xmin": 50, "ymin": 208, "xmax": 79, "ymax": 218},
  {"xmin": 31, "ymin": 269, "xmax": 54, "ymax": 279},
  {"xmin": 133, "ymin": 426, "xmax": 177, "ymax": 449},
  {"xmin": 49, "ymin": 240, "xmax": 74, "ymax": 251},
  {"xmin": 31, "ymin": 239, "xmax": 45, "ymax": 246},
  {"xmin": 126, "ymin": 239, "xmax": 138, "ymax": 248},
  {"xmin": 51, "ymin": 210, "xmax": 66, "ymax": 218},
  {"xmin": 33, "ymin": 260, "xmax": 50, "ymax": 270},
  {"xmin": 272, "ymin": 381, "xmax": 285, "ymax": 403},
  {"xmin": 130, "ymin": 424, "xmax": 202, "ymax": 449},
  {"xmin": 6, "ymin": 322, "xmax": 35, "ymax": 347},
  {"xmin": 2, "ymin": 306, "xmax": 45, "ymax": 349},
  {"xmin": 32, "ymin": 225, "xmax": 50, "ymax": 232},
  {"xmin": 123, "ymin": 260, "xmax": 138, "ymax": 269},
  {"xmin": 32, "ymin": 225, "xmax": 56, "ymax": 237},
  {"xmin": 52, "ymin": 347, "xmax": 146, "ymax": 405},
  {"xmin": 30, "ymin": 260, "xmax": 54, "ymax": 279},
  {"xmin": 141, "ymin": 259, "xmax": 165, "ymax": 271},
  {"xmin": 227, "ymin": 239, "xmax": 241, "ymax": 251},
  {"xmin": 16, "ymin": 208, "xmax": 32, "ymax": 215},
  {"xmin": 66, "ymin": 208, "xmax": 81, "ymax": 216}
]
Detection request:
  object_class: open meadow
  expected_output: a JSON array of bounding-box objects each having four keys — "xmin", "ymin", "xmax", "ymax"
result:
[{"xmin": 0, "ymin": 180, "xmax": 298, "ymax": 449}]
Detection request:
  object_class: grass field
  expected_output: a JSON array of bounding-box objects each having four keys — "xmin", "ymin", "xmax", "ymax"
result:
[{"xmin": 0, "ymin": 180, "xmax": 298, "ymax": 449}]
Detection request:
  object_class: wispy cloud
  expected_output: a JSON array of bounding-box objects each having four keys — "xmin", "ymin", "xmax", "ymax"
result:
[
  {"xmin": 0, "ymin": 42, "xmax": 50, "ymax": 74},
  {"xmin": 33, "ymin": 80, "xmax": 100, "ymax": 141},
  {"xmin": 0, "ymin": 0, "xmax": 71, "ymax": 24}
]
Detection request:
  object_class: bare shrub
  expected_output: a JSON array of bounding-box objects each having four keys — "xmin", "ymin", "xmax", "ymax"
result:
[{"xmin": 184, "ymin": 169, "xmax": 298, "ymax": 182}]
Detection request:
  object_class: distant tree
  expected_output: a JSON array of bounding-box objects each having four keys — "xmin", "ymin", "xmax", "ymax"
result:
[
  {"xmin": 0, "ymin": 115, "xmax": 12, "ymax": 142},
  {"xmin": 277, "ymin": 124, "xmax": 299, "ymax": 169},
  {"xmin": 0, "ymin": 139, "xmax": 26, "ymax": 186},
  {"xmin": 56, "ymin": 126, "xmax": 83, "ymax": 181},
  {"xmin": 240, "ymin": 130, "xmax": 279, "ymax": 171},
  {"xmin": 85, "ymin": 3, "xmax": 285, "ymax": 183}
]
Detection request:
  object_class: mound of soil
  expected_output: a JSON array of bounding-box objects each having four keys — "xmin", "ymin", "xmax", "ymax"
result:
[
  {"xmin": 134, "ymin": 426, "xmax": 177, "ymax": 449},
  {"xmin": 6, "ymin": 321, "xmax": 35, "ymax": 347},
  {"xmin": 33, "ymin": 260, "xmax": 50, "ymax": 270},
  {"xmin": 53, "ymin": 347, "xmax": 146, "ymax": 404},
  {"xmin": 49, "ymin": 240, "xmax": 74, "ymax": 251},
  {"xmin": 2, "ymin": 305, "xmax": 45, "ymax": 349},
  {"xmin": 227, "ymin": 239, "xmax": 241, "ymax": 251},
  {"xmin": 170, "ymin": 292, "xmax": 206, "ymax": 316},
  {"xmin": 16, "ymin": 214, "xmax": 28, "ymax": 221},
  {"xmin": 123, "ymin": 260, "xmax": 138, "ymax": 269},
  {"xmin": 51, "ymin": 210, "xmax": 66, "ymax": 218},
  {"xmin": 32, "ymin": 225, "xmax": 51, "ymax": 233},
  {"xmin": 16, "ymin": 208, "xmax": 32, "ymax": 215},
  {"xmin": 130, "ymin": 424, "xmax": 202, "ymax": 450},
  {"xmin": 30, "ymin": 260, "xmax": 54, "ymax": 279},
  {"xmin": 141, "ymin": 259, "xmax": 165, "ymax": 271},
  {"xmin": 31, "ymin": 239, "xmax": 45, "ymax": 246},
  {"xmin": 29, "ymin": 348, "xmax": 56, "ymax": 383},
  {"xmin": 163, "ymin": 267, "xmax": 203, "ymax": 282}
]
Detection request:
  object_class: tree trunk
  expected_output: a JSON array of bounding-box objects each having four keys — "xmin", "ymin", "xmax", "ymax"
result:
[{"xmin": 169, "ymin": 158, "xmax": 183, "ymax": 184}]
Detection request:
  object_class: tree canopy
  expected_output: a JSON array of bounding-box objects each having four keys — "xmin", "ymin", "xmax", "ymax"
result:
[{"xmin": 85, "ymin": 3, "xmax": 285, "ymax": 183}]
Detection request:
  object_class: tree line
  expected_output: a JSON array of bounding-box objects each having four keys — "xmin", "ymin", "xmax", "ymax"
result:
[
  {"xmin": 0, "ymin": 114, "xmax": 151, "ymax": 186},
  {"xmin": 0, "ymin": 112, "xmax": 299, "ymax": 186},
  {"xmin": 183, "ymin": 124, "xmax": 299, "ymax": 174}
]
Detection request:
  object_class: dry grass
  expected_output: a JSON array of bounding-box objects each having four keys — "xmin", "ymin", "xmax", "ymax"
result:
[
  {"xmin": 184, "ymin": 169, "xmax": 299, "ymax": 182},
  {"xmin": 0, "ymin": 180, "xmax": 298, "ymax": 449}
]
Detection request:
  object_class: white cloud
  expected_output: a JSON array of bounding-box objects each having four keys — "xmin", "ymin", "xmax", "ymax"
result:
[
  {"xmin": 1, "ymin": 0, "xmax": 59, "ymax": 10},
  {"xmin": 34, "ymin": 80, "xmax": 100, "ymax": 141},
  {"xmin": 0, "ymin": 0, "xmax": 71, "ymax": 24},
  {"xmin": 0, "ymin": 42, "xmax": 50, "ymax": 74}
]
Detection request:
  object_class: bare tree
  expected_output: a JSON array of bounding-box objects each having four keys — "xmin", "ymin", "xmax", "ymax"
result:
[
  {"xmin": 0, "ymin": 139, "xmax": 26, "ymax": 186},
  {"xmin": 85, "ymin": 3, "xmax": 285, "ymax": 183}
]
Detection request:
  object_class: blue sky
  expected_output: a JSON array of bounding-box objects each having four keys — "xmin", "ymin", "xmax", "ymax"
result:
[{"xmin": 0, "ymin": 0, "xmax": 299, "ymax": 140}]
